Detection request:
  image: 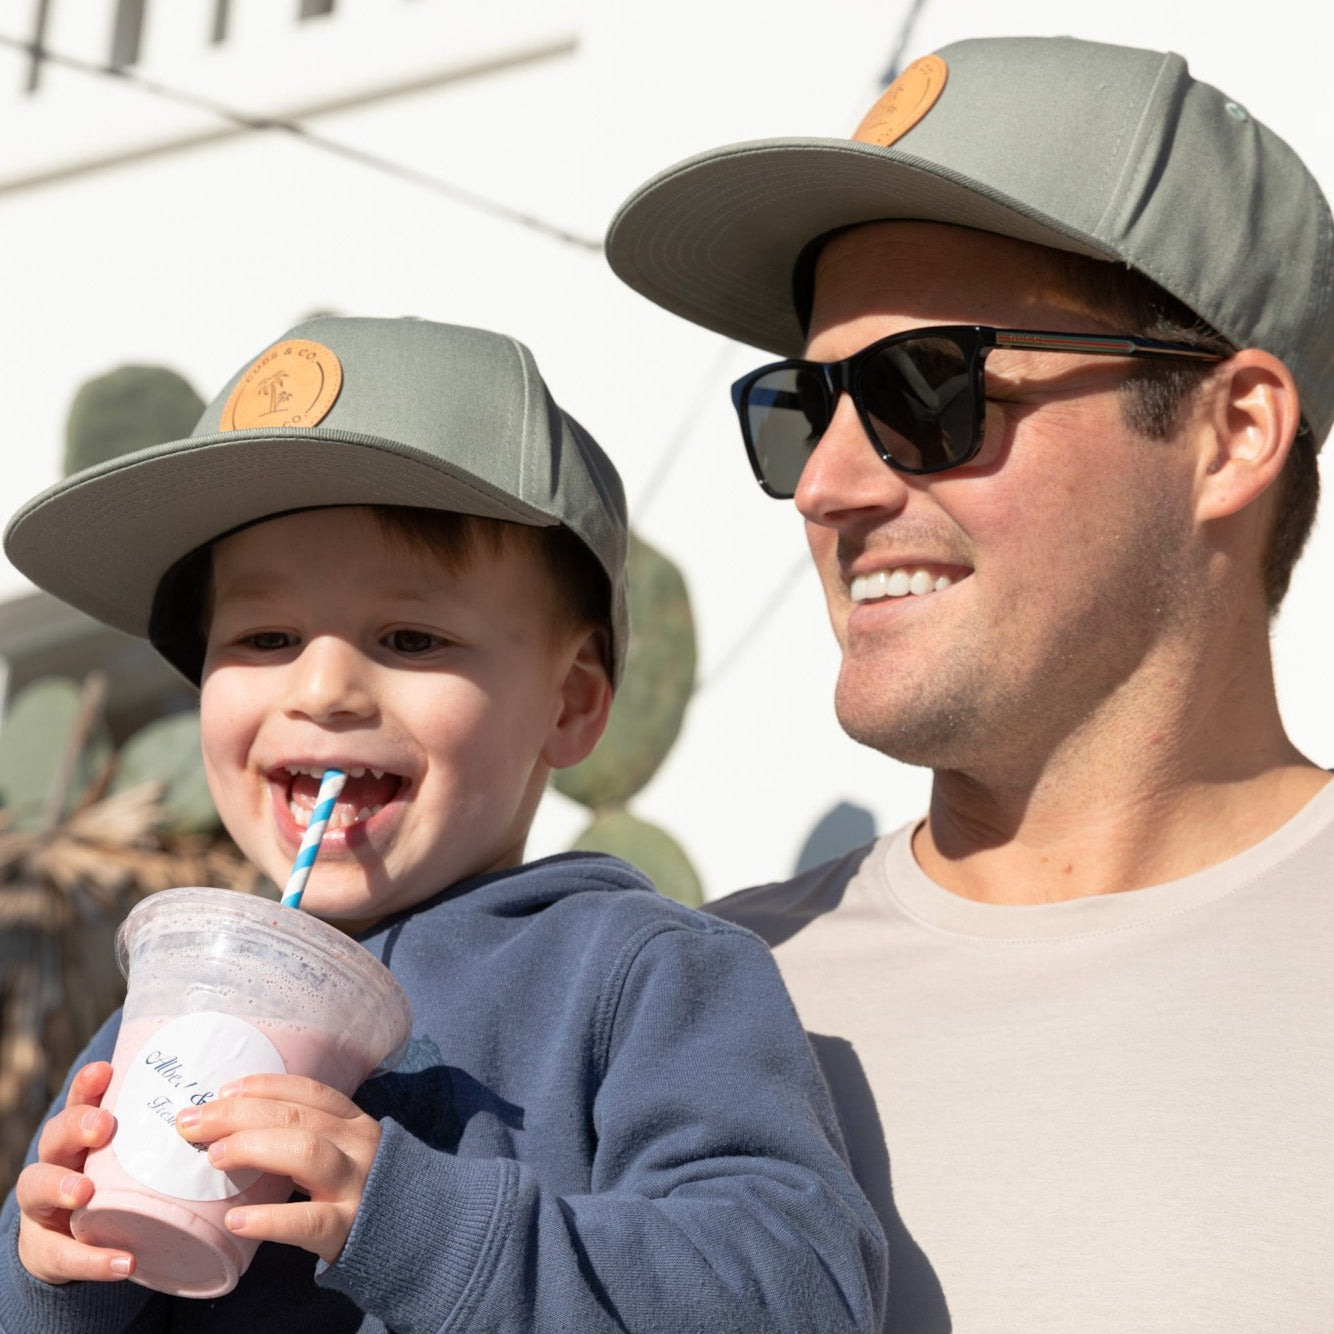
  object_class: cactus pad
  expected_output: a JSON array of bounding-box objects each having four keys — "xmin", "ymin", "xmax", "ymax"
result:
[
  {"xmin": 64, "ymin": 364, "xmax": 205, "ymax": 476},
  {"xmin": 108, "ymin": 711, "xmax": 220, "ymax": 835},
  {"xmin": 571, "ymin": 809, "xmax": 704, "ymax": 907},
  {"xmin": 0, "ymin": 679, "xmax": 114, "ymax": 832}
]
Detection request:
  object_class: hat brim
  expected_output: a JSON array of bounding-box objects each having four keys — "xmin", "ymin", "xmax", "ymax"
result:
[
  {"xmin": 4, "ymin": 427, "xmax": 555, "ymax": 647},
  {"xmin": 605, "ymin": 136, "xmax": 1119, "ymax": 358}
]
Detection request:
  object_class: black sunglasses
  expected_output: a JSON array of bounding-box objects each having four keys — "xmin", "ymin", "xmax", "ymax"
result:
[{"xmin": 730, "ymin": 325, "xmax": 1226, "ymax": 498}]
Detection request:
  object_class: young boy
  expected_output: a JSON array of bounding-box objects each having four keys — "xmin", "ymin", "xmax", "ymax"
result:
[{"xmin": 0, "ymin": 316, "xmax": 886, "ymax": 1333}]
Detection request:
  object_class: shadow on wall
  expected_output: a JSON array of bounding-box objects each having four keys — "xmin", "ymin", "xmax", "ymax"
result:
[{"xmin": 794, "ymin": 801, "xmax": 878, "ymax": 875}]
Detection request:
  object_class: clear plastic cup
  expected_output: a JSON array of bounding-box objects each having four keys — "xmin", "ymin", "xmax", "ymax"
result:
[{"xmin": 70, "ymin": 887, "xmax": 413, "ymax": 1299}]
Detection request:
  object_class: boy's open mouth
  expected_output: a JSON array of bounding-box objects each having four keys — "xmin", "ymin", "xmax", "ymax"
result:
[{"xmin": 282, "ymin": 765, "xmax": 405, "ymax": 829}]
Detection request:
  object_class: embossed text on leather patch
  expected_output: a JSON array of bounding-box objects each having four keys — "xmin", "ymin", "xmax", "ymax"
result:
[
  {"xmin": 852, "ymin": 55, "xmax": 948, "ymax": 147},
  {"xmin": 219, "ymin": 339, "xmax": 343, "ymax": 432}
]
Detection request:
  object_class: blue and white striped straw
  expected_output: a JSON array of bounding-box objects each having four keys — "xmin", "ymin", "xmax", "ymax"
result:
[{"xmin": 281, "ymin": 768, "xmax": 347, "ymax": 909}]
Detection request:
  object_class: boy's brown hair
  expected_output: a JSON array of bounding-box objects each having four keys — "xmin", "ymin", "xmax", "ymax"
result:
[{"xmin": 150, "ymin": 505, "xmax": 614, "ymax": 685}]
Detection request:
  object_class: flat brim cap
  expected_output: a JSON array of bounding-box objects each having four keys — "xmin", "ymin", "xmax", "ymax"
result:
[
  {"xmin": 5, "ymin": 315, "xmax": 629, "ymax": 681},
  {"xmin": 606, "ymin": 34, "xmax": 1334, "ymax": 444}
]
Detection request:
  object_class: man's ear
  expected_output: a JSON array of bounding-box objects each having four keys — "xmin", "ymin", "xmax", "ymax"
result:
[
  {"xmin": 543, "ymin": 629, "xmax": 613, "ymax": 770},
  {"xmin": 1194, "ymin": 349, "xmax": 1302, "ymax": 523}
]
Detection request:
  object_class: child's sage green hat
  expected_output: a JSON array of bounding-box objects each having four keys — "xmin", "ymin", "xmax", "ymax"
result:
[
  {"xmin": 4, "ymin": 315, "xmax": 629, "ymax": 683},
  {"xmin": 606, "ymin": 34, "xmax": 1334, "ymax": 445}
]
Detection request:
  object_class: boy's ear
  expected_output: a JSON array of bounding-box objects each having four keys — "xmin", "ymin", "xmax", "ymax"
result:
[
  {"xmin": 543, "ymin": 629, "xmax": 614, "ymax": 770},
  {"xmin": 1194, "ymin": 348, "xmax": 1302, "ymax": 523}
]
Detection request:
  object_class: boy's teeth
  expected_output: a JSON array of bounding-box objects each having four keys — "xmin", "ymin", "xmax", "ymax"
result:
[
  {"xmin": 287, "ymin": 800, "xmax": 385, "ymax": 829},
  {"xmin": 850, "ymin": 568, "xmax": 954, "ymax": 603},
  {"xmin": 285, "ymin": 763, "xmax": 385, "ymax": 780}
]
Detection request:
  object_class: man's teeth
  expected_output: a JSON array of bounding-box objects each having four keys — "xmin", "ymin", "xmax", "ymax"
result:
[
  {"xmin": 290, "ymin": 801, "xmax": 385, "ymax": 829},
  {"xmin": 284, "ymin": 764, "xmax": 386, "ymax": 780},
  {"xmin": 850, "ymin": 568, "xmax": 953, "ymax": 603}
]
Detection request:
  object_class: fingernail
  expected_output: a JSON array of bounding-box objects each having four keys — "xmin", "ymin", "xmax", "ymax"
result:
[
  {"xmin": 218, "ymin": 1081, "xmax": 242, "ymax": 1099},
  {"xmin": 80, "ymin": 1109, "xmax": 103, "ymax": 1133},
  {"xmin": 225, "ymin": 1209, "xmax": 247, "ymax": 1232},
  {"xmin": 109, "ymin": 1256, "xmax": 133, "ymax": 1277},
  {"xmin": 59, "ymin": 1173, "xmax": 82, "ymax": 1201},
  {"xmin": 176, "ymin": 1109, "xmax": 201, "ymax": 1129},
  {"xmin": 207, "ymin": 1142, "xmax": 225, "ymax": 1165}
]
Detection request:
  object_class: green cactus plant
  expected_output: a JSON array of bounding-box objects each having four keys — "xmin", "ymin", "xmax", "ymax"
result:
[
  {"xmin": 63, "ymin": 364, "xmax": 204, "ymax": 477},
  {"xmin": 0, "ymin": 678, "xmax": 114, "ymax": 832},
  {"xmin": 571, "ymin": 810, "xmax": 704, "ymax": 907},
  {"xmin": 107, "ymin": 711, "xmax": 220, "ymax": 836},
  {"xmin": 552, "ymin": 532, "xmax": 704, "ymax": 904}
]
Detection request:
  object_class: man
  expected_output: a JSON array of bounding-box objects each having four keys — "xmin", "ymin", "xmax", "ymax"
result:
[{"xmin": 606, "ymin": 34, "xmax": 1334, "ymax": 1332}]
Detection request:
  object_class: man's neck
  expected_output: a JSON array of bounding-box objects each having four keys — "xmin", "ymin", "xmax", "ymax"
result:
[
  {"xmin": 915, "ymin": 763, "xmax": 1327, "ymax": 905},
  {"xmin": 911, "ymin": 652, "xmax": 1327, "ymax": 905}
]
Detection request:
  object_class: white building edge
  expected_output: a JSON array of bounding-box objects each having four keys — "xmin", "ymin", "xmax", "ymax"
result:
[{"xmin": 1, "ymin": 0, "xmax": 1331, "ymax": 900}]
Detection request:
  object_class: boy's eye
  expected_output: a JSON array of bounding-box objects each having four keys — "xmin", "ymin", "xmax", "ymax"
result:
[
  {"xmin": 384, "ymin": 629, "xmax": 441, "ymax": 654},
  {"xmin": 242, "ymin": 630, "xmax": 297, "ymax": 651}
]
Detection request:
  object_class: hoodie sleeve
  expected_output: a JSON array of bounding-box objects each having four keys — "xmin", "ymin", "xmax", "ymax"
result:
[{"xmin": 319, "ymin": 917, "xmax": 888, "ymax": 1334}]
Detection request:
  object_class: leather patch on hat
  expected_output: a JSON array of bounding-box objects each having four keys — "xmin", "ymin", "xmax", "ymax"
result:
[
  {"xmin": 853, "ymin": 54, "xmax": 948, "ymax": 147},
  {"xmin": 219, "ymin": 339, "xmax": 343, "ymax": 432}
]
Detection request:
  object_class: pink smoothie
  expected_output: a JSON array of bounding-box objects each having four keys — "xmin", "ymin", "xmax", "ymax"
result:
[
  {"xmin": 72, "ymin": 1012, "xmax": 382, "ymax": 1298},
  {"xmin": 71, "ymin": 887, "xmax": 411, "ymax": 1298}
]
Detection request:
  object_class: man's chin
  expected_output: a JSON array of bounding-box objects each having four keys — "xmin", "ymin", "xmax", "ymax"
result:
[{"xmin": 833, "ymin": 682, "xmax": 975, "ymax": 770}]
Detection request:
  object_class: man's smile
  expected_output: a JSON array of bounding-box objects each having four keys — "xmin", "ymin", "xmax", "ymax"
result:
[{"xmin": 849, "ymin": 566, "xmax": 958, "ymax": 604}]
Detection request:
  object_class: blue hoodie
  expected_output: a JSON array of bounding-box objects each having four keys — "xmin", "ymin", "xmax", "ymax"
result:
[{"xmin": 1, "ymin": 853, "xmax": 886, "ymax": 1333}]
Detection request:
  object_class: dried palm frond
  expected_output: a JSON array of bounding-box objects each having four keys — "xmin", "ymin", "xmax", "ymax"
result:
[{"xmin": 0, "ymin": 719, "xmax": 265, "ymax": 1197}]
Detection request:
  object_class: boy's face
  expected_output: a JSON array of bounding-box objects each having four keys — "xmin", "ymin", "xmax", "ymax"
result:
[{"xmin": 199, "ymin": 506, "xmax": 605, "ymax": 927}]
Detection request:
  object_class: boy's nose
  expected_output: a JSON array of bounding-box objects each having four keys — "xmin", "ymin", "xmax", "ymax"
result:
[{"xmin": 284, "ymin": 637, "xmax": 377, "ymax": 724}]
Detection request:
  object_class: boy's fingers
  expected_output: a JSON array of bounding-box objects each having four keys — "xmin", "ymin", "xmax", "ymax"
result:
[
  {"xmin": 216, "ymin": 1073, "xmax": 356, "ymax": 1113},
  {"xmin": 15, "ymin": 1162, "xmax": 136, "ymax": 1286},
  {"xmin": 17, "ymin": 1216, "xmax": 135, "ymax": 1285},
  {"xmin": 35, "ymin": 1104, "xmax": 115, "ymax": 1171},
  {"xmin": 16, "ymin": 1160, "xmax": 91, "ymax": 1222},
  {"xmin": 224, "ymin": 1198, "xmax": 351, "ymax": 1266},
  {"xmin": 68, "ymin": 1060, "xmax": 115, "ymax": 1107},
  {"xmin": 178, "ymin": 1081, "xmax": 373, "ymax": 1170},
  {"xmin": 203, "ymin": 1122, "xmax": 350, "ymax": 1186}
]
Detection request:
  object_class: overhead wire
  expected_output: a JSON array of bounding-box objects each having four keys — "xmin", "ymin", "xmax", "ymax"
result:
[
  {"xmin": 0, "ymin": 31, "xmax": 601, "ymax": 251},
  {"xmin": 2, "ymin": 7, "xmax": 933, "ymax": 699},
  {"xmin": 878, "ymin": 0, "xmax": 931, "ymax": 85}
]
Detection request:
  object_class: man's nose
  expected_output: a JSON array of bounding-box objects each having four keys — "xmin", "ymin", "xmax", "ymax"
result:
[
  {"xmin": 284, "ymin": 637, "xmax": 377, "ymax": 724},
  {"xmin": 793, "ymin": 393, "xmax": 911, "ymax": 526}
]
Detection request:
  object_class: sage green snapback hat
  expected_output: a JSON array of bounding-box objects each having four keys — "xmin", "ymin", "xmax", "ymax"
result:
[
  {"xmin": 606, "ymin": 34, "xmax": 1334, "ymax": 444},
  {"xmin": 4, "ymin": 315, "xmax": 629, "ymax": 683}
]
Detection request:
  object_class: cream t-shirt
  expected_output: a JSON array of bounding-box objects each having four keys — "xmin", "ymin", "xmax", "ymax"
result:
[{"xmin": 712, "ymin": 783, "xmax": 1334, "ymax": 1332}]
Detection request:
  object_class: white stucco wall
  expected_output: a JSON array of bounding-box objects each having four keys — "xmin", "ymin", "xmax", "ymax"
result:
[{"xmin": 1, "ymin": 0, "xmax": 1330, "ymax": 898}]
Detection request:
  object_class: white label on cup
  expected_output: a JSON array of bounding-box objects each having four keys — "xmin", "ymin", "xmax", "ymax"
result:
[{"xmin": 111, "ymin": 1012, "xmax": 285, "ymax": 1201}]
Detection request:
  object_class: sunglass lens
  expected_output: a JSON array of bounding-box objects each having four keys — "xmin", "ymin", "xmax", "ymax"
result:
[
  {"xmin": 742, "ymin": 366, "xmax": 831, "ymax": 496},
  {"xmin": 856, "ymin": 337, "xmax": 974, "ymax": 472}
]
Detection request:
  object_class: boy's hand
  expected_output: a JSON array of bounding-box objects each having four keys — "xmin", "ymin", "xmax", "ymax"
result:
[
  {"xmin": 175, "ymin": 1074, "xmax": 380, "ymax": 1265},
  {"xmin": 15, "ymin": 1061, "xmax": 136, "ymax": 1284}
]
